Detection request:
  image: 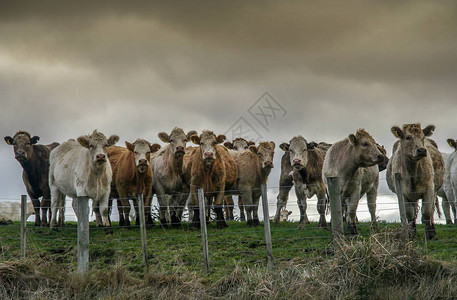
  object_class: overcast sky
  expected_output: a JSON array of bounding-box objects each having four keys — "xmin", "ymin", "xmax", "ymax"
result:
[{"xmin": 1, "ymin": 1, "xmax": 456, "ymax": 222}]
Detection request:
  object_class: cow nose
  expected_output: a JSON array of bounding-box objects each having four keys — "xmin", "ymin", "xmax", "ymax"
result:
[
  {"xmin": 417, "ymin": 148, "xmax": 427, "ymax": 156},
  {"xmin": 16, "ymin": 150, "xmax": 25, "ymax": 157},
  {"xmin": 204, "ymin": 152, "xmax": 214, "ymax": 159},
  {"xmin": 377, "ymin": 155, "xmax": 384, "ymax": 162},
  {"xmin": 292, "ymin": 158, "xmax": 301, "ymax": 165},
  {"xmin": 96, "ymin": 154, "xmax": 106, "ymax": 161},
  {"xmin": 176, "ymin": 146, "xmax": 185, "ymax": 152},
  {"xmin": 139, "ymin": 159, "xmax": 148, "ymax": 165},
  {"xmin": 265, "ymin": 161, "xmax": 273, "ymax": 167}
]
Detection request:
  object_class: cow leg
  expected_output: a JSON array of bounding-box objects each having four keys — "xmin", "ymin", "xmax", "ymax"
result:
[
  {"xmin": 422, "ymin": 192, "xmax": 436, "ymax": 240},
  {"xmin": 442, "ymin": 192, "xmax": 452, "ymax": 224},
  {"xmin": 169, "ymin": 194, "xmax": 182, "ymax": 228},
  {"xmin": 296, "ymin": 184, "xmax": 309, "ymax": 230},
  {"xmin": 346, "ymin": 193, "xmax": 360, "ymax": 235},
  {"xmin": 366, "ymin": 188, "xmax": 378, "ymax": 231},
  {"xmin": 241, "ymin": 190, "xmax": 253, "ymax": 226},
  {"xmin": 252, "ymin": 194, "xmax": 261, "ymax": 226},
  {"xmin": 156, "ymin": 192, "xmax": 169, "ymax": 228},
  {"xmin": 214, "ymin": 190, "xmax": 227, "ymax": 229},
  {"xmin": 274, "ymin": 176, "xmax": 293, "ymax": 224},
  {"xmin": 57, "ymin": 196, "xmax": 65, "ymax": 227},
  {"xmin": 405, "ymin": 200, "xmax": 417, "ymax": 239},
  {"xmin": 49, "ymin": 187, "xmax": 62, "ymax": 229},
  {"xmin": 100, "ymin": 196, "xmax": 113, "ymax": 235},
  {"xmin": 93, "ymin": 202, "xmax": 103, "ymax": 227},
  {"xmin": 143, "ymin": 192, "xmax": 154, "ymax": 227},
  {"xmin": 238, "ymin": 196, "xmax": 245, "ymax": 221},
  {"xmin": 450, "ymin": 186, "xmax": 457, "ymax": 224},
  {"xmin": 41, "ymin": 197, "xmax": 51, "ymax": 226},
  {"xmin": 120, "ymin": 199, "xmax": 132, "ymax": 228},
  {"xmin": 30, "ymin": 197, "xmax": 41, "ymax": 227},
  {"xmin": 117, "ymin": 199, "xmax": 125, "ymax": 227},
  {"xmin": 224, "ymin": 196, "xmax": 234, "ymax": 221},
  {"xmin": 317, "ymin": 188, "xmax": 328, "ymax": 229}
]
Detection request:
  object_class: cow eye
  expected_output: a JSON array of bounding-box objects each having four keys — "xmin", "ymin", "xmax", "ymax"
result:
[
  {"xmin": 89, "ymin": 144, "xmax": 94, "ymax": 149},
  {"xmin": 405, "ymin": 136, "xmax": 412, "ymax": 141},
  {"xmin": 362, "ymin": 142, "xmax": 369, "ymax": 147},
  {"xmin": 170, "ymin": 139, "xmax": 174, "ymax": 143}
]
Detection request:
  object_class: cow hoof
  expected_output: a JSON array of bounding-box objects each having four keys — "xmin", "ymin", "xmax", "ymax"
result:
[
  {"xmin": 105, "ymin": 227, "xmax": 114, "ymax": 235},
  {"xmin": 371, "ymin": 222, "xmax": 378, "ymax": 232},
  {"xmin": 217, "ymin": 221, "xmax": 228, "ymax": 229},
  {"xmin": 348, "ymin": 223, "xmax": 358, "ymax": 235},
  {"xmin": 247, "ymin": 220, "xmax": 253, "ymax": 227}
]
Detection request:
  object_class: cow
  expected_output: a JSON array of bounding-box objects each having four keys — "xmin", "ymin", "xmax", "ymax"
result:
[
  {"xmin": 0, "ymin": 201, "xmax": 34, "ymax": 224},
  {"xmin": 150, "ymin": 127, "xmax": 197, "ymax": 227},
  {"xmin": 440, "ymin": 141, "xmax": 457, "ymax": 224},
  {"xmin": 223, "ymin": 137, "xmax": 255, "ymax": 221},
  {"xmin": 108, "ymin": 139, "xmax": 161, "ymax": 228},
  {"xmin": 386, "ymin": 124, "xmax": 444, "ymax": 240},
  {"xmin": 323, "ymin": 129, "xmax": 384, "ymax": 235},
  {"xmin": 49, "ymin": 130, "xmax": 119, "ymax": 234},
  {"xmin": 275, "ymin": 137, "xmax": 328, "ymax": 229},
  {"xmin": 228, "ymin": 141, "xmax": 275, "ymax": 226},
  {"xmin": 184, "ymin": 131, "xmax": 237, "ymax": 229},
  {"xmin": 269, "ymin": 208, "xmax": 292, "ymax": 222},
  {"xmin": 4, "ymin": 131, "xmax": 59, "ymax": 226}
]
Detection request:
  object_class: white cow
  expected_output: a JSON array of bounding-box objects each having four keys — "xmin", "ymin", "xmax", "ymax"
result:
[
  {"xmin": 441, "ymin": 139, "xmax": 457, "ymax": 224},
  {"xmin": 49, "ymin": 130, "xmax": 119, "ymax": 234},
  {"xmin": 0, "ymin": 201, "xmax": 34, "ymax": 223}
]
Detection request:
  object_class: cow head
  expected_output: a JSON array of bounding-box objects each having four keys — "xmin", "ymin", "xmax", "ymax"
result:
[
  {"xmin": 4, "ymin": 131, "xmax": 40, "ymax": 163},
  {"xmin": 376, "ymin": 143, "xmax": 389, "ymax": 172},
  {"xmin": 448, "ymin": 139, "xmax": 457, "ymax": 152},
  {"xmin": 280, "ymin": 208, "xmax": 292, "ymax": 222},
  {"xmin": 391, "ymin": 123, "xmax": 434, "ymax": 162},
  {"xmin": 281, "ymin": 136, "xmax": 316, "ymax": 170},
  {"xmin": 224, "ymin": 138, "xmax": 255, "ymax": 151},
  {"xmin": 126, "ymin": 139, "xmax": 161, "ymax": 173},
  {"xmin": 348, "ymin": 129, "xmax": 384, "ymax": 167},
  {"xmin": 191, "ymin": 130, "xmax": 225, "ymax": 167},
  {"xmin": 77, "ymin": 130, "xmax": 119, "ymax": 165},
  {"xmin": 158, "ymin": 127, "xmax": 197, "ymax": 159},
  {"xmin": 249, "ymin": 141, "xmax": 275, "ymax": 170}
]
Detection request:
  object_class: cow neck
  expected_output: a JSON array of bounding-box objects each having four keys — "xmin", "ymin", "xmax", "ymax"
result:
[
  {"xmin": 339, "ymin": 146, "xmax": 360, "ymax": 180},
  {"xmin": 19, "ymin": 148, "xmax": 41, "ymax": 185},
  {"xmin": 168, "ymin": 148, "xmax": 184, "ymax": 175},
  {"xmin": 256, "ymin": 156, "xmax": 270, "ymax": 184},
  {"xmin": 399, "ymin": 148, "xmax": 424, "ymax": 192}
]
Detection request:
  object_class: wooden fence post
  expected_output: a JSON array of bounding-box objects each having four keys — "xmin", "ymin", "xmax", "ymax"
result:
[
  {"xmin": 77, "ymin": 196, "xmax": 89, "ymax": 274},
  {"xmin": 261, "ymin": 184, "xmax": 274, "ymax": 271},
  {"xmin": 20, "ymin": 194, "xmax": 27, "ymax": 259},
  {"xmin": 137, "ymin": 193, "xmax": 149, "ymax": 273},
  {"xmin": 328, "ymin": 177, "xmax": 344, "ymax": 241},
  {"xmin": 198, "ymin": 188, "xmax": 210, "ymax": 274}
]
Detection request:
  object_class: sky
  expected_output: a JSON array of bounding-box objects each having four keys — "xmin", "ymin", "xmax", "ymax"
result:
[{"xmin": 1, "ymin": 1, "xmax": 456, "ymax": 222}]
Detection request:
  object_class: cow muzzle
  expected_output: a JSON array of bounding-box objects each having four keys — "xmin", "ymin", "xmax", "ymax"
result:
[
  {"xmin": 264, "ymin": 161, "xmax": 273, "ymax": 169},
  {"xmin": 15, "ymin": 151, "xmax": 27, "ymax": 161},
  {"xmin": 414, "ymin": 147, "xmax": 427, "ymax": 158},
  {"xmin": 137, "ymin": 164, "xmax": 148, "ymax": 173},
  {"xmin": 95, "ymin": 154, "xmax": 107, "ymax": 163}
]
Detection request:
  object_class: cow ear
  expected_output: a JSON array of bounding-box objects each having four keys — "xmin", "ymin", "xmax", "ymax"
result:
[
  {"xmin": 249, "ymin": 145, "xmax": 258, "ymax": 154},
  {"xmin": 279, "ymin": 143, "xmax": 289, "ymax": 151},
  {"xmin": 448, "ymin": 139, "xmax": 457, "ymax": 150},
  {"xmin": 391, "ymin": 126, "xmax": 404, "ymax": 139},
  {"xmin": 4, "ymin": 136, "xmax": 14, "ymax": 145},
  {"xmin": 186, "ymin": 130, "xmax": 198, "ymax": 141},
  {"xmin": 216, "ymin": 135, "xmax": 226, "ymax": 144},
  {"xmin": 348, "ymin": 134, "xmax": 358, "ymax": 145},
  {"xmin": 108, "ymin": 135, "xmax": 119, "ymax": 147},
  {"xmin": 126, "ymin": 141, "xmax": 134, "ymax": 151},
  {"xmin": 269, "ymin": 141, "xmax": 275, "ymax": 149},
  {"xmin": 307, "ymin": 142, "xmax": 318, "ymax": 150},
  {"xmin": 77, "ymin": 136, "xmax": 90, "ymax": 148},
  {"xmin": 150, "ymin": 143, "xmax": 161, "ymax": 153},
  {"xmin": 423, "ymin": 125, "xmax": 435, "ymax": 137},
  {"xmin": 30, "ymin": 136, "xmax": 40, "ymax": 144},
  {"xmin": 158, "ymin": 132, "xmax": 170, "ymax": 143},
  {"xmin": 191, "ymin": 134, "xmax": 200, "ymax": 145},
  {"xmin": 224, "ymin": 142, "xmax": 233, "ymax": 149},
  {"xmin": 248, "ymin": 141, "xmax": 255, "ymax": 146}
]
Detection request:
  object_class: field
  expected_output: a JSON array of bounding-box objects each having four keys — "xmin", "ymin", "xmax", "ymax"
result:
[{"xmin": 1, "ymin": 220, "xmax": 457, "ymax": 299}]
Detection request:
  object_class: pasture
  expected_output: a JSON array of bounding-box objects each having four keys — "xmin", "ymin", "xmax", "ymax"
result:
[{"xmin": 1, "ymin": 218, "xmax": 457, "ymax": 299}]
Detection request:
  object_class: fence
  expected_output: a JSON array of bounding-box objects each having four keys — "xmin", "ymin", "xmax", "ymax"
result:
[{"xmin": 1, "ymin": 173, "xmax": 456, "ymax": 276}]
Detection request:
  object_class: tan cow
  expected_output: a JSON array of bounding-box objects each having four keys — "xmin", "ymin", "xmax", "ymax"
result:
[
  {"xmin": 49, "ymin": 130, "xmax": 119, "ymax": 234},
  {"xmin": 108, "ymin": 139, "xmax": 161, "ymax": 228},
  {"xmin": 223, "ymin": 137, "xmax": 255, "ymax": 221},
  {"xmin": 227, "ymin": 141, "xmax": 275, "ymax": 226},
  {"xmin": 386, "ymin": 124, "xmax": 444, "ymax": 239},
  {"xmin": 323, "ymin": 129, "xmax": 384, "ymax": 235},
  {"xmin": 184, "ymin": 131, "xmax": 237, "ymax": 229},
  {"xmin": 151, "ymin": 127, "xmax": 197, "ymax": 227},
  {"xmin": 276, "ymin": 137, "xmax": 327, "ymax": 229}
]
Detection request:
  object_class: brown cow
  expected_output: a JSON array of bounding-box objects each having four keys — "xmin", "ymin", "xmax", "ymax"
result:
[
  {"xmin": 386, "ymin": 124, "xmax": 444, "ymax": 239},
  {"xmin": 275, "ymin": 140, "xmax": 330, "ymax": 228},
  {"xmin": 108, "ymin": 139, "xmax": 160, "ymax": 227},
  {"xmin": 4, "ymin": 131, "xmax": 59, "ymax": 226},
  {"xmin": 184, "ymin": 131, "xmax": 237, "ymax": 228},
  {"xmin": 151, "ymin": 127, "xmax": 197, "ymax": 227},
  {"xmin": 227, "ymin": 141, "xmax": 275, "ymax": 226},
  {"xmin": 323, "ymin": 129, "xmax": 384, "ymax": 235},
  {"xmin": 223, "ymin": 137, "xmax": 255, "ymax": 221},
  {"xmin": 275, "ymin": 137, "xmax": 328, "ymax": 229}
]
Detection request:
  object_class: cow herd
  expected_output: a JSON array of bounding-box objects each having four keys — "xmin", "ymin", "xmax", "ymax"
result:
[{"xmin": 4, "ymin": 123, "xmax": 457, "ymax": 240}]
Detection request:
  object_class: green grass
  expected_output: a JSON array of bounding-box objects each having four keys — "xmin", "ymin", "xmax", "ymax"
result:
[{"xmin": 1, "ymin": 220, "xmax": 457, "ymax": 282}]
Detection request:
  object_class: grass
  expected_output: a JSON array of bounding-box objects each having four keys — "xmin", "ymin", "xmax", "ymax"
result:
[{"xmin": 1, "ymin": 220, "xmax": 457, "ymax": 298}]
